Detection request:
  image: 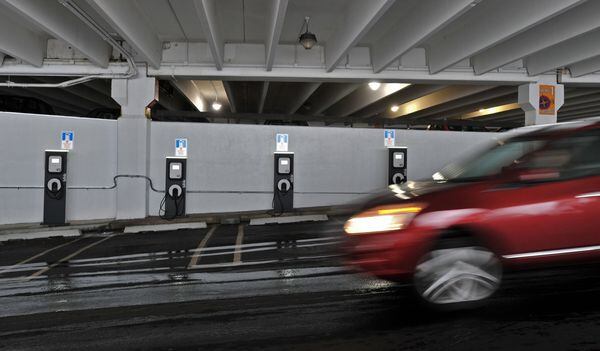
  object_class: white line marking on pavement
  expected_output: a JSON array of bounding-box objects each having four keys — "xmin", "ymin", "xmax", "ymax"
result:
[
  {"xmin": 189, "ymin": 253, "xmax": 345, "ymax": 270},
  {"xmin": 187, "ymin": 225, "xmax": 219, "ymax": 269},
  {"xmin": 233, "ymin": 224, "xmax": 245, "ymax": 264},
  {"xmin": 24, "ymin": 234, "xmax": 116, "ymax": 281},
  {"xmin": 190, "ymin": 260, "xmax": 280, "ymax": 269},
  {"xmin": 0, "ymin": 238, "xmax": 83, "ymax": 277}
]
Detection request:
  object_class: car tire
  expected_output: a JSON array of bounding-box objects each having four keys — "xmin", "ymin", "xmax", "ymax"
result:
[{"xmin": 413, "ymin": 236, "xmax": 502, "ymax": 310}]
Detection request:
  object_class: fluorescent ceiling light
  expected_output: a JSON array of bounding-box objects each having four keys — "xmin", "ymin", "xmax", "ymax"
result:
[
  {"xmin": 368, "ymin": 82, "xmax": 381, "ymax": 91},
  {"xmin": 463, "ymin": 103, "xmax": 520, "ymax": 119}
]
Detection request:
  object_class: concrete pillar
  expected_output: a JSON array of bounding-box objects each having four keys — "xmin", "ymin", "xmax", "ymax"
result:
[
  {"xmin": 111, "ymin": 75, "xmax": 157, "ymax": 220},
  {"xmin": 518, "ymin": 82, "xmax": 564, "ymax": 126}
]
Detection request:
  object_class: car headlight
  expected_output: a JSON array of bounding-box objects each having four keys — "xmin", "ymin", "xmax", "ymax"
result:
[{"xmin": 344, "ymin": 204, "xmax": 425, "ymax": 235}]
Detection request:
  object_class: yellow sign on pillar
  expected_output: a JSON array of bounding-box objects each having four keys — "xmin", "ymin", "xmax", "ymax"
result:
[{"xmin": 538, "ymin": 84, "xmax": 556, "ymax": 115}]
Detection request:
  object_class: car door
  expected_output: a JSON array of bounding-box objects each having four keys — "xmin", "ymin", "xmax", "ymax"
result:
[{"xmin": 481, "ymin": 128, "xmax": 600, "ymax": 263}]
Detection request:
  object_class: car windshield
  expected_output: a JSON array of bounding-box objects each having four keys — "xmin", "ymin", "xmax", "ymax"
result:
[{"xmin": 433, "ymin": 138, "xmax": 547, "ymax": 181}]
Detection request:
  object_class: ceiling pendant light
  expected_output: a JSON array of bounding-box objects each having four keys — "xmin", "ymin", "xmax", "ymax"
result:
[
  {"xmin": 299, "ymin": 16, "xmax": 317, "ymax": 50},
  {"xmin": 210, "ymin": 80, "xmax": 222, "ymax": 111}
]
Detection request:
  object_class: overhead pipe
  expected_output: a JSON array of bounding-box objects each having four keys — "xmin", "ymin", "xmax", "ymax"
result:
[{"xmin": 0, "ymin": 0, "xmax": 137, "ymax": 88}]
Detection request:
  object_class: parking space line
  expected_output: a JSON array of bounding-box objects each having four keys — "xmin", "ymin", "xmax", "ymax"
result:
[
  {"xmin": 0, "ymin": 237, "xmax": 83, "ymax": 277},
  {"xmin": 187, "ymin": 225, "xmax": 219, "ymax": 269},
  {"xmin": 24, "ymin": 234, "xmax": 117, "ymax": 281},
  {"xmin": 233, "ymin": 224, "xmax": 245, "ymax": 264}
]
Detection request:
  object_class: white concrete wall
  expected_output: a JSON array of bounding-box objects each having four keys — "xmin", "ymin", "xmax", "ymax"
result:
[
  {"xmin": 0, "ymin": 111, "xmax": 497, "ymax": 225},
  {"xmin": 0, "ymin": 112, "xmax": 117, "ymax": 225},
  {"xmin": 148, "ymin": 122, "xmax": 496, "ymax": 215}
]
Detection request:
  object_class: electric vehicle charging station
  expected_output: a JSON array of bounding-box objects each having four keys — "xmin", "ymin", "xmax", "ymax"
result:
[
  {"xmin": 273, "ymin": 152, "xmax": 294, "ymax": 213},
  {"xmin": 388, "ymin": 147, "xmax": 407, "ymax": 185},
  {"xmin": 43, "ymin": 150, "xmax": 68, "ymax": 225},
  {"xmin": 163, "ymin": 157, "xmax": 187, "ymax": 219}
]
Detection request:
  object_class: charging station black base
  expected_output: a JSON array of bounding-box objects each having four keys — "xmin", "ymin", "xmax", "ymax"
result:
[
  {"xmin": 43, "ymin": 150, "xmax": 68, "ymax": 226},
  {"xmin": 164, "ymin": 157, "xmax": 187, "ymax": 219},
  {"xmin": 388, "ymin": 147, "xmax": 408, "ymax": 185},
  {"xmin": 273, "ymin": 152, "xmax": 294, "ymax": 214}
]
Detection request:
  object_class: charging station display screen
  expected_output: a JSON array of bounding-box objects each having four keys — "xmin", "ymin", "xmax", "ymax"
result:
[
  {"xmin": 278, "ymin": 157, "xmax": 291, "ymax": 174},
  {"xmin": 48, "ymin": 156, "xmax": 63, "ymax": 173},
  {"xmin": 169, "ymin": 162, "xmax": 183, "ymax": 179},
  {"xmin": 393, "ymin": 152, "xmax": 405, "ymax": 168}
]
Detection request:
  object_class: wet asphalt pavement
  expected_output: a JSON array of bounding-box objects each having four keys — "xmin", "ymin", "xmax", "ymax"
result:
[{"xmin": 1, "ymin": 217, "xmax": 600, "ymax": 350}]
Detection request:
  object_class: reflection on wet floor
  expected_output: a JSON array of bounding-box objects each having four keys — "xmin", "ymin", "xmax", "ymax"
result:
[
  {"xmin": 4, "ymin": 218, "xmax": 600, "ymax": 351},
  {"xmin": 0, "ymin": 219, "xmax": 348, "ymax": 297}
]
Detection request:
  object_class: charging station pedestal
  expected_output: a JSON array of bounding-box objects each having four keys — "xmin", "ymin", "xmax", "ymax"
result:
[
  {"xmin": 388, "ymin": 147, "xmax": 407, "ymax": 185},
  {"xmin": 164, "ymin": 157, "xmax": 187, "ymax": 218},
  {"xmin": 273, "ymin": 152, "xmax": 294, "ymax": 213},
  {"xmin": 43, "ymin": 150, "xmax": 68, "ymax": 225}
]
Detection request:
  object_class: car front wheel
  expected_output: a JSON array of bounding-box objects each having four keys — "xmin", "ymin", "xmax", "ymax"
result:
[{"xmin": 413, "ymin": 245, "xmax": 502, "ymax": 308}]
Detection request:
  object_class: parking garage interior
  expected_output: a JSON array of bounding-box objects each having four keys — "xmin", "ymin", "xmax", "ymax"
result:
[{"xmin": 1, "ymin": 1, "xmax": 600, "ymax": 350}]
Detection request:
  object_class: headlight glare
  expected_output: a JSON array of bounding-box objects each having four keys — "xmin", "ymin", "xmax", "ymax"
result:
[{"xmin": 344, "ymin": 204, "xmax": 424, "ymax": 235}]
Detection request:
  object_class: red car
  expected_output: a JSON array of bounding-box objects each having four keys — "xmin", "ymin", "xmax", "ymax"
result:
[{"xmin": 345, "ymin": 119, "xmax": 600, "ymax": 308}]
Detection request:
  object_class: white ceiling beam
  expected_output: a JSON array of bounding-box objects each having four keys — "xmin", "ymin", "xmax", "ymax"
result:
[
  {"xmin": 265, "ymin": 0, "xmax": 288, "ymax": 71},
  {"xmin": 0, "ymin": 59, "xmax": 575, "ymax": 85},
  {"xmin": 371, "ymin": 0, "xmax": 474, "ymax": 73},
  {"xmin": 325, "ymin": 83, "xmax": 409, "ymax": 116},
  {"xmin": 325, "ymin": 0, "xmax": 395, "ymax": 72},
  {"xmin": 427, "ymin": 0, "xmax": 583, "ymax": 74},
  {"xmin": 286, "ymin": 82, "xmax": 320, "ymax": 114},
  {"xmin": 472, "ymin": 1, "xmax": 600, "ymax": 75},
  {"xmin": 0, "ymin": 8, "xmax": 45, "ymax": 67},
  {"xmin": 568, "ymin": 56, "xmax": 600, "ymax": 78},
  {"xmin": 4, "ymin": 0, "xmax": 112, "ymax": 68},
  {"xmin": 258, "ymin": 82, "xmax": 269, "ymax": 113},
  {"xmin": 88, "ymin": 0, "xmax": 162, "ymax": 69},
  {"xmin": 222, "ymin": 81, "xmax": 237, "ymax": 113},
  {"xmin": 0, "ymin": 59, "xmax": 555, "ymax": 84},
  {"xmin": 193, "ymin": 0, "xmax": 223, "ymax": 70},
  {"xmin": 148, "ymin": 64, "xmax": 545, "ymax": 84},
  {"xmin": 526, "ymin": 29, "xmax": 600, "ymax": 76},
  {"xmin": 0, "ymin": 61, "xmax": 129, "ymax": 76}
]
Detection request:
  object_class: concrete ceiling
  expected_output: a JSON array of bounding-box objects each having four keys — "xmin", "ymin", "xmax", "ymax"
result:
[
  {"xmin": 2, "ymin": 0, "xmax": 600, "ymax": 127},
  {"xmin": 2, "ymin": 0, "xmax": 600, "ymax": 78}
]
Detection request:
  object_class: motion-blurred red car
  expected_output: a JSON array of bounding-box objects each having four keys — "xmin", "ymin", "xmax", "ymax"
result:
[{"xmin": 345, "ymin": 119, "xmax": 600, "ymax": 308}]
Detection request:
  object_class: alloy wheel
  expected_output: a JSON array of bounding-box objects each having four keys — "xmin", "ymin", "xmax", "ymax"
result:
[{"xmin": 414, "ymin": 246, "xmax": 502, "ymax": 305}]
